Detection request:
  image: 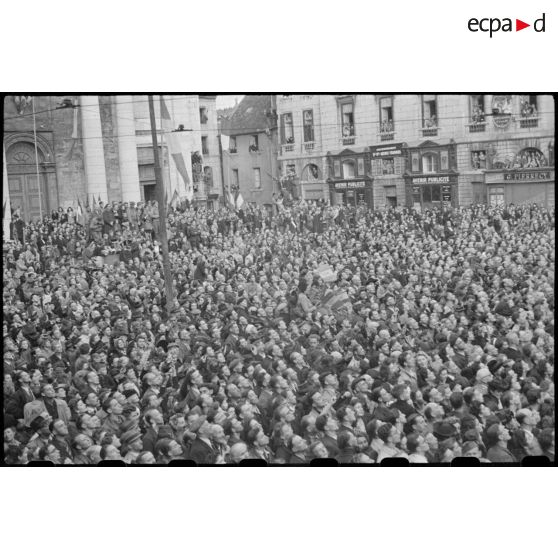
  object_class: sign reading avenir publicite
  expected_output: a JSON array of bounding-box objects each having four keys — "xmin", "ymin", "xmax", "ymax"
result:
[{"xmin": 468, "ymin": 13, "xmax": 545, "ymax": 37}]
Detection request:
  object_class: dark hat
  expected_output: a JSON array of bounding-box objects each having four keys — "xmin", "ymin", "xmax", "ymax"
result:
[
  {"xmin": 433, "ymin": 421, "xmax": 458, "ymax": 439},
  {"xmin": 157, "ymin": 425, "xmax": 174, "ymax": 440},
  {"xmin": 351, "ymin": 376, "xmax": 368, "ymax": 392},
  {"xmin": 30, "ymin": 415, "xmax": 48, "ymax": 432},
  {"xmin": 487, "ymin": 360, "xmax": 503, "ymax": 374},
  {"xmin": 374, "ymin": 406, "xmax": 396, "ymax": 424},
  {"xmin": 120, "ymin": 430, "xmax": 142, "ymax": 446},
  {"xmin": 462, "ymin": 429, "xmax": 480, "ymax": 442}
]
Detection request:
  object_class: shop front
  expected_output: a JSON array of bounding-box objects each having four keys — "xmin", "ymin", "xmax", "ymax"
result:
[
  {"xmin": 405, "ymin": 173, "xmax": 458, "ymax": 210},
  {"xmin": 484, "ymin": 168, "xmax": 555, "ymax": 207},
  {"xmin": 327, "ymin": 148, "xmax": 372, "ymax": 208},
  {"xmin": 370, "ymin": 142, "xmax": 406, "ymax": 209},
  {"xmin": 329, "ymin": 179, "xmax": 373, "ymax": 208}
]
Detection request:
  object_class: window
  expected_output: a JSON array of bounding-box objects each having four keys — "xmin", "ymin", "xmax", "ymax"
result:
[
  {"xmin": 357, "ymin": 158, "xmax": 365, "ymax": 176},
  {"xmin": 253, "ymin": 168, "xmax": 261, "ymax": 189},
  {"xmin": 489, "ymin": 187, "xmax": 505, "ymax": 207},
  {"xmin": 411, "ymin": 153, "xmax": 420, "ymax": 172},
  {"xmin": 286, "ymin": 163, "xmax": 296, "ymax": 176},
  {"xmin": 203, "ymin": 166, "xmax": 213, "ymax": 189},
  {"xmin": 333, "ymin": 160, "xmax": 341, "ymax": 178},
  {"xmin": 422, "ymin": 153, "xmax": 438, "ymax": 173},
  {"xmin": 229, "ymin": 136, "xmax": 237, "ymax": 153},
  {"xmin": 342, "ymin": 160, "xmax": 356, "ymax": 178},
  {"xmin": 379, "ymin": 96, "xmax": 394, "ymax": 132},
  {"xmin": 519, "ymin": 95, "xmax": 538, "ymax": 117},
  {"xmin": 440, "ymin": 150, "xmax": 449, "ymax": 171},
  {"xmin": 281, "ymin": 113, "xmax": 294, "ymax": 143},
  {"xmin": 422, "ymin": 95, "xmax": 437, "ymax": 128},
  {"xmin": 249, "ymin": 135, "xmax": 259, "ymax": 152},
  {"xmin": 519, "ymin": 95, "xmax": 539, "ymax": 127},
  {"xmin": 470, "ymin": 95, "xmax": 485, "ymax": 123},
  {"xmin": 201, "ymin": 136, "xmax": 209, "ymax": 155},
  {"xmin": 232, "ymin": 169, "xmax": 239, "ymax": 188},
  {"xmin": 421, "ymin": 184, "xmax": 442, "ymax": 204},
  {"xmin": 303, "ymin": 110, "xmax": 314, "ymax": 142},
  {"xmin": 491, "ymin": 95, "xmax": 512, "ymax": 115},
  {"xmin": 199, "ymin": 107, "xmax": 208, "ymax": 124},
  {"xmin": 471, "ymin": 150, "xmax": 487, "ymax": 170},
  {"xmin": 382, "ymin": 158, "xmax": 395, "ymax": 175},
  {"xmin": 341, "ymin": 103, "xmax": 354, "ymax": 137}
]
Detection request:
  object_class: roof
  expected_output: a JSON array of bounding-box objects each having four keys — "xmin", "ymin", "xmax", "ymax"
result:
[{"xmin": 219, "ymin": 95, "xmax": 272, "ymax": 136}]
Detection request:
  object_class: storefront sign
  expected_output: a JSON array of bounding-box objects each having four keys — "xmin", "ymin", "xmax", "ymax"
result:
[
  {"xmin": 411, "ymin": 175, "xmax": 451, "ymax": 185},
  {"xmin": 370, "ymin": 143, "xmax": 404, "ymax": 158},
  {"xmin": 335, "ymin": 181, "xmax": 366, "ymax": 190},
  {"xmin": 503, "ymin": 171, "xmax": 552, "ymax": 181}
]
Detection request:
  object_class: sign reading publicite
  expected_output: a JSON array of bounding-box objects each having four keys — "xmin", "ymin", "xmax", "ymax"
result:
[{"xmin": 412, "ymin": 176, "xmax": 451, "ymax": 185}]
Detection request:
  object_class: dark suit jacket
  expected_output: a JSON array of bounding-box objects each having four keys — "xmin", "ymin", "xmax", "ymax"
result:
[
  {"xmin": 142, "ymin": 427, "xmax": 158, "ymax": 454},
  {"xmin": 11, "ymin": 387, "xmax": 35, "ymax": 419},
  {"xmin": 322, "ymin": 435, "xmax": 339, "ymax": 459},
  {"xmin": 189, "ymin": 437, "xmax": 217, "ymax": 464}
]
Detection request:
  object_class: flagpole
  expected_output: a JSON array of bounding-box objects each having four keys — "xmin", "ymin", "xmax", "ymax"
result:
[
  {"xmin": 148, "ymin": 95, "xmax": 174, "ymax": 316},
  {"xmin": 32, "ymin": 97, "xmax": 44, "ymax": 220},
  {"xmin": 218, "ymin": 133, "xmax": 227, "ymax": 207}
]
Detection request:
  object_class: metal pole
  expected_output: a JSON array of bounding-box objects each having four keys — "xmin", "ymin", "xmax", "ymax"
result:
[
  {"xmin": 218, "ymin": 133, "xmax": 227, "ymax": 207},
  {"xmin": 32, "ymin": 97, "xmax": 43, "ymax": 220},
  {"xmin": 148, "ymin": 95, "xmax": 174, "ymax": 315}
]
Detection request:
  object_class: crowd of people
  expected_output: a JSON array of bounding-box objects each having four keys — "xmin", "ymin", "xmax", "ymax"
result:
[{"xmin": 2, "ymin": 197, "xmax": 555, "ymax": 464}]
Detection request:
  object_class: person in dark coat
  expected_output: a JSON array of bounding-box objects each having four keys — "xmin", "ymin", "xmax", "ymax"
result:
[
  {"xmin": 315, "ymin": 415, "xmax": 339, "ymax": 459},
  {"xmin": 142, "ymin": 409, "xmax": 164, "ymax": 454},
  {"xmin": 188, "ymin": 421, "xmax": 217, "ymax": 464}
]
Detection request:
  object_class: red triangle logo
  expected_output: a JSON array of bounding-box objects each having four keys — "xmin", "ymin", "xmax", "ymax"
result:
[{"xmin": 516, "ymin": 19, "xmax": 530, "ymax": 31}]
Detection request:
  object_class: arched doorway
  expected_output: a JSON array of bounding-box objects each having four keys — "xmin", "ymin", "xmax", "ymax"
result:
[{"xmin": 6, "ymin": 140, "xmax": 50, "ymax": 222}]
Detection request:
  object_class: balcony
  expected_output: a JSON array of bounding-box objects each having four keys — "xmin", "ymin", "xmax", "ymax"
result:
[
  {"xmin": 282, "ymin": 143, "xmax": 295, "ymax": 155},
  {"xmin": 421, "ymin": 126, "xmax": 438, "ymax": 137},
  {"xmin": 379, "ymin": 121, "xmax": 394, "ymax": 141},
  {"xmin": 303, "ymin": 141, "xmax": 315, "ymax": 152},
  {"xmin": 342, "ymin": 136, "xmax": 356, "ymax": 145},
  {"xmin": 467, "ymin": 121, "xmax": 486, "ymax": 133},
  {"xmin": 519, "ymin": 116, "xmax": 539, "ymax": 129},
  {"xmin": 301, "ymin": 95, "xmax": 313, "ymax": 101}
]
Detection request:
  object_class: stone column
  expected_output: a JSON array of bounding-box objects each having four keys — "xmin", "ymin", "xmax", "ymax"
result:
[
  {"xmin": 80, "ymin": 95, "xmax": 108, "ymax": 203},
  {"xmin": 3, "ymin": 143, "xmax": 12, "ymax": 239},
  {"xmin": 116, "ymin": 95, "xmax": 142, "ymax": 202}
]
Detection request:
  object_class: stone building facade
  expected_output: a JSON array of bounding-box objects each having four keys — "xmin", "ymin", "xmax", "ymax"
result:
[
  {"xmin": 219, "ymin": 95, "xmax": 279, "ymax": 208},
  {"xmin": 3, "ymin": 95, "xmax": 224, "ymax": 224},
  {"xmin": 275, "ymin": 94, "xmax": 555, "ymax": 210}
]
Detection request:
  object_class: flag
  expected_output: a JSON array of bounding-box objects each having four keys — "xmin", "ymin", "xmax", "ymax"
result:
[
  {"xmin": 315, "ymin": 264, "xmax": 337, "ymax": 283},
  {"xmin": 160, "ymin": 96, "xmax": 192, "ymax": 201},
  {"xmin": 76, "ymin": 198, "xmax": 83, "ymax": 217},
  {"xmin": 235, "ymin": 191, "xmax": 245, "ymax": 210},
  {"xmin": 98, "ymin": 194, "xmax": 102, "ymax": 208},
  {"xmin": 318, "ymin": 288, "xmax": 353, "ymax": 319}
]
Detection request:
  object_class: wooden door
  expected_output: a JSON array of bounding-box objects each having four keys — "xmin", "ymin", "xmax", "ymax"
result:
[{"xmin": 8, "ymin": 173, "xmax": 48, "ymax": 222}]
